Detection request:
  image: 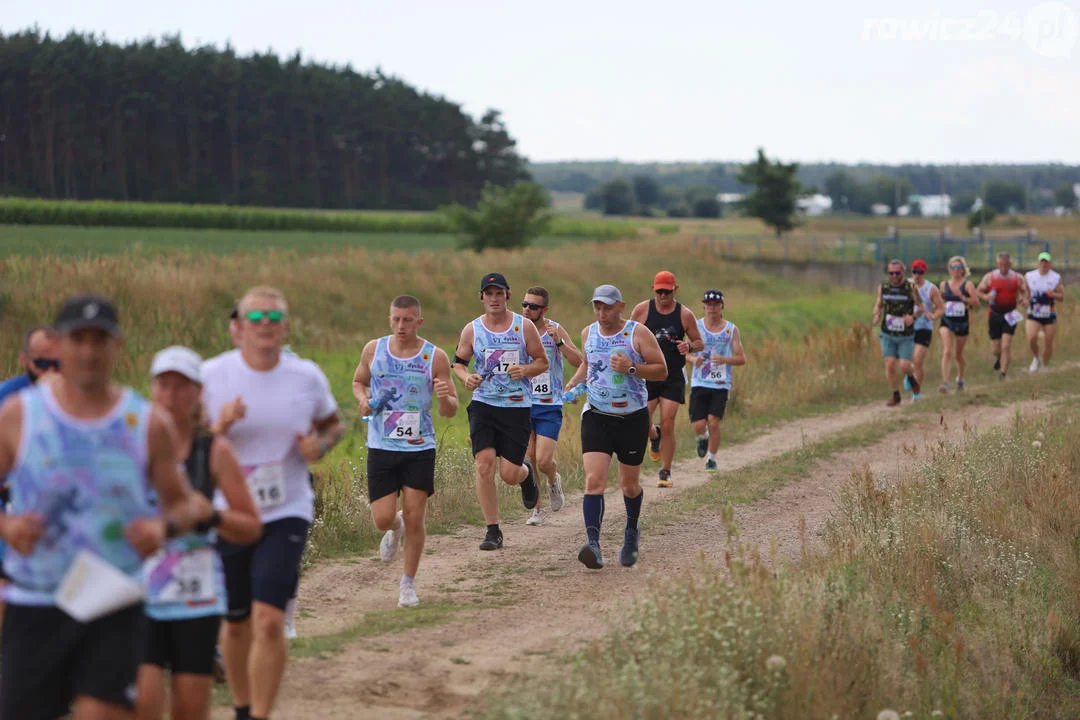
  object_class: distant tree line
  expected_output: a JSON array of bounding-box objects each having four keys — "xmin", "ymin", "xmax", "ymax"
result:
[
  {"xmin": 538, "ymin": 161, "xmax": 1079, "ymax": 216},
  {"xmin": 0, "ymin": 31, "xmax": 530, "ymax": 209},
  {"xmin": 583, "ymin": 175, "xmax": 723, "ymax": 218}
]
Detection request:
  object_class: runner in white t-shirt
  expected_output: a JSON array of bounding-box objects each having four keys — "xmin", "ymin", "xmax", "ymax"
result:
[
  {"xmin": 1025, "ymin": 252, "xmax": 1065, "ymax": 372},
  {"xmin": 202, "ymin": 286, "xmax": 343, "ymax": 720}
]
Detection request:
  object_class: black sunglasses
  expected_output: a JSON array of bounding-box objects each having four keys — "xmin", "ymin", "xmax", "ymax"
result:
[
  {"xmin": 912, "ymin": 269, "xmax": 925, "ymax": 274},
  {"xmin": 32, "ymin": 358, "xmax": 60, "ymax": 371},
  {"xmin": 521, "ymin": 301, "xmax": 546, "ymax": 311},
  {"xmin": 888, "ymin": 271, "xmax": 903, "ymax": 276},
  {"xmin": 655, "ymin": 289, "xmax": 674, "ymax": 295}
]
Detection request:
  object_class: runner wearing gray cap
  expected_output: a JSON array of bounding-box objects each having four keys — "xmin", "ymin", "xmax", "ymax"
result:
[{"xmin": 565, "ymin": 284, "xmax": 666, "ymax": 569}]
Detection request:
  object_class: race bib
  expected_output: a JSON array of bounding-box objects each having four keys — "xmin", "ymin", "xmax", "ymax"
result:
[
  {"xmin": 146, "ymin": 547, "xmax": 215, "ymax": 604},
  {"xmin": 1032, "ymin": 303, "xmax": 1052, "ymax": 319},
  {"xmin": 486, "ymin": 350, "xmax": 519, "ymax": 375},
  {"xmin": 1004, "ymin": 309, "xmax": 1023, "ymax": 326},
  {"xmin": 885, "ymin": 314, "xmax": 906, "ymax": 333},
  {"xmin": 531, "ymin": 372, "xmax": 552, "ymax": 397},
  {"xmin": 383, "ymin": 411, "xmax": 421, "ymax": 440},
  {"xmin": 707, "ymin": 366, "xmax": 727, "ymax": 382},
  {"xmin": 247, "ymin": 463, "xmax": 286, "ymax": 510},
  {"xmin": 945, "ymin": 301, "xmax": 966, "ymax": 318}
]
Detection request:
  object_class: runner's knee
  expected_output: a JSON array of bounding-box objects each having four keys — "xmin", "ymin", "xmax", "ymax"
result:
[
  {"xmin": 474, "ymin": 451, "xmax": 496, "ymax": 479},
  {"xmin": 251, "ymin": 608, "xmax": 285, "ymax": 642},
  {"xmin": 537, "ymin": 455, "xmax": 556, "ymax": 476}
]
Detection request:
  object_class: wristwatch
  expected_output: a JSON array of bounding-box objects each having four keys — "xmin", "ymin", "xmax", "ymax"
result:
[
  {"xmin": 556, "ymin": 340, "xmax": 565, "ymax": 347},
  {"xmin": 627, "ymin": 364, "xmax": 637, "ymax": 375}
]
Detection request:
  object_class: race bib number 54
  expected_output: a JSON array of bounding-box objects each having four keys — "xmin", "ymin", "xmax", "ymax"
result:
[
  {"xmin": 247, "ymin": 463, "xmax": 286, "ymax": 510},
  {"xmin": 384, "ymin": 411, "xmax": 421, "ymax": 440}
]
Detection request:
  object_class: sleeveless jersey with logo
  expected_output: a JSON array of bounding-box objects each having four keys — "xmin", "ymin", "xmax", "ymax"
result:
[
  {"xmin": 692, "ymin": 319, "xmax": 736, "ymax": 390},
  {"xmin": 880, "ymin": 280, "xmax": 916, "ymax": 336},
  {"xmin": 471, "ymin": 313, "xmax": 532, "ymax": 408},
  {"xmin": 645, "ymin": 300, "xmax": 686, "ymax": 379},
  {"xmin": 988, "ymin": 269, "xmax": 1020, "ymax": 313},
  {"xmin": 367, "ymin": 337, "xmax": 436, "ymax": 452},
  {"xmin": 1026, "ymin": 269, "xmax": 1061, "ymax": 320},
  {"xmin": 913, "ymin": 281, "xmax": 935, "ymax": 331},
  {"xmin": 584, "ymin": 321, "xmax": 647, "ymax": 414},
  {"xmin": 144, "ymin": 432, "xmax": 226, "ymax": 621},
  {"xmin": 531, "ymin": 321, "xmax": 564, "ymax": 406},
  {"xmin": 941, "ymin": 281, "xmax": 971, "ymax": 324},
  {"xmin": 6, "ymin": 385, "xmax": 154, "ymax": 606}
]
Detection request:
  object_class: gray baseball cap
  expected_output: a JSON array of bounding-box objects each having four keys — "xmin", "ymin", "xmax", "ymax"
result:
[{"xmin": 591, "ymin": 284, "xmax": 623, "ymax": 305}]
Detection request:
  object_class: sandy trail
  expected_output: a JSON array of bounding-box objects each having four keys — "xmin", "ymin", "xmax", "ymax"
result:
[{"xmin": 211, "ymin": 392, "xmax": 1058, "ymax": 719}]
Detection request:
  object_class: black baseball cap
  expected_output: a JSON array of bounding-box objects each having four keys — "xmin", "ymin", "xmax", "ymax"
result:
[
  {"xmin": 703, "ymin": 289, "xmax": 725, "ymax": 302},
  {"xmin": 480, "ymin": 272, "xmax": 510, "ymax": 291},
  {"xmin": 54, "ymin": 294, "xmax": 121, "ymax": 336}
]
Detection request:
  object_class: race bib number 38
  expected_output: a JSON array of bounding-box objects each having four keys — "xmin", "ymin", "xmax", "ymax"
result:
[
  {"xmin": 147, "ymin": 548, "xmax": 215, "ymax": 604},
  {"xmin": 247, "ymin": 463, "xmax": 286, "ymax": 510},
  {"xmin": 384, "ymin": 411, "xmax": 421, "ymax": 440}
]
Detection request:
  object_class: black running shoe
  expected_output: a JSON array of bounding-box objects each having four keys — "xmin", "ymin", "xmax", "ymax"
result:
[
  {"xmin": 578, "ymin": 542, "xmax": 604, "ymax": 569},
  {"xmin": 696, "ymin": 435, "xmax": 708, "ymax": 458},
  {"xmin": 993, "ymin": 357, "xmax": 1001, "ymax": 371},
  {"xmin": 648, "ymin": 425, "xmax": 662, "ymax": 462},
  {"xmin": 520, "ymin": 458, "xmax": 539, "ymax": 510},
  {"xmin": 619, "ymin": 526, "xmax": 640, "ymax": 567},
  {"xmin": 479, "ymin": 528, "xmax": 503, "ymax": 551}
]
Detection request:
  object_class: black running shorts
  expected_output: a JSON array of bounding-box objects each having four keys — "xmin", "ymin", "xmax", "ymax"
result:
[
  {"xmin": 988, "ymin": 310, "xmax": 1018, "ymax": 340},
  {"xmin": 467, "ymin": 401, "xmax": 530, "ymax": 466},
  {"xmin": 688, "ymin": 387, "xmax": 729, "ymax": 422},
  {"xmin": 142, "ymin": 614, "xmax": 221, "ymax": 676},
  {"xmin": 941, "ymin": 318, "xmax": 970, "ymax": 337},
  {"xmin": 367, "ymin": 448, "xmax": 436, "ymax": 502},
  {"xmin": 1, "ymin": 603, "xmax": 145, "ymax": 717},
  {"xmin": 646, "ymin": 372, "xmax": 686, "ymax": 404},
  {"xmin": 913, "ymin": 329, "xmax": 933, "ymax": 347},
  {"xmin": 581, "ymin": 408, "xmax": 650, "ymax": 466},
  {"xmin": 219, "ymin": 517, "xmax": 310, "ymax": 622}
]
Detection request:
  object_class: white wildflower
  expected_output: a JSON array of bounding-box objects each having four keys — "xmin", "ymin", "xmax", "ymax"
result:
[
  {"xmin": 1032, "ymin": 440, "xmax": 1042, "ymax": 449},
  {"xmin": 877, "ymin": 711, "xmax": 901, "ymax": 720},
  {"xmin": 765, "ymin": 654, "xmax": 786, "ymax": 672}
]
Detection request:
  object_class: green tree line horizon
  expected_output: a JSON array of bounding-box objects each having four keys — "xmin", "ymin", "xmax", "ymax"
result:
[{"xmin": 0, "ymin": 30, "xmax": 530, "ymax": 211}]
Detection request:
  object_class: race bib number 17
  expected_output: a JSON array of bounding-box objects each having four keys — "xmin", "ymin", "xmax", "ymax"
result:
[{"xmin": 486, "ymin": 350, "xmax": 519, "ymax": 374}]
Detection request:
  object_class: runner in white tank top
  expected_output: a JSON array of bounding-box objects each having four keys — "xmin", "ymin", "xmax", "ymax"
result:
[{"xmin": 1025, "ymin": 252, "xmax": 1065, "ymax": 372}]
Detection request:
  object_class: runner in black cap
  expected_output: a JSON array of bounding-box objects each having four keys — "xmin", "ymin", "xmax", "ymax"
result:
[
  {"xmin": 687, "ymin": 290, "xmax": 745, "ymax": 472},
  {"xmin": 451, "ymin": 272, "xmax": 547, "ymax": 551}
]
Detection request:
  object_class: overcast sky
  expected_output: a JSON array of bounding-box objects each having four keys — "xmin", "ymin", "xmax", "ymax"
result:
[{"xmin": 4, "ymin": 0, "xmax": 1079, "ymax": 165}]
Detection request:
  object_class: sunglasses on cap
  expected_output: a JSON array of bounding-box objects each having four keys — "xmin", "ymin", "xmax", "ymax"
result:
[
  {"xmin": 245, "ymin": 310, "xmax": 285, "ymax": 323},
  {"xmin": 521, "ymin": 301, "xmax": 546, "ymax": 311},
  {"xmin": 32, "ymin": 358, "xmax": 60, "ymax": 371},
  {"xmin": 655, "ymin": 289, "xmax": 673, "ymax": 295}
]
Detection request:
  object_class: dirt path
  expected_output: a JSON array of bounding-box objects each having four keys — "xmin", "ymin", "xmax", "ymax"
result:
[{"xmin": 212, "ymin": 393, "xmax": 1059, "ymax": 719}]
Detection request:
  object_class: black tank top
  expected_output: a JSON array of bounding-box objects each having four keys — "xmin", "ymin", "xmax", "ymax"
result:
[
  {"xmin": 941, "ymin": 281, "xmax": 970, "ymax": 322},
  {"xmin": 183, "ymin": 430, "xmax": 216, "ymax": 500},
  {"xmin": 645, "ymin": 300, "xmax": 686, "ymax": 376}
]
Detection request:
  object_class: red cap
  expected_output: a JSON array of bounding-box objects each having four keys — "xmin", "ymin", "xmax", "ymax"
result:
[
  {"xmin": 653, "ymin": 271, "xmax": 677, "ymax": 290},
  {"xmin": 912, "ymin": 259, "xmax": 927, "ymax": 272}
]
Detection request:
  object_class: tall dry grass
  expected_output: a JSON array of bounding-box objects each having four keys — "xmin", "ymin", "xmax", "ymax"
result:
[{"xmin": 484, "ymin": 410, "xmax": 1080, "ymax": 720}]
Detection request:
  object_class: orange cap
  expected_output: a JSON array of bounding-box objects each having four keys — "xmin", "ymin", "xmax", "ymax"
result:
[{"xmin": 653, "ymin": 271, "xmax": 677, "ymax": 291}]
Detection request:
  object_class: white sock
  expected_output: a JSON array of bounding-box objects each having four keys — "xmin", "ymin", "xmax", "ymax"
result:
[
  {"xmin": 285, "ymin": 597, "xmax": 298, "ymax": 626},
  {"xmin": 401, "ymin": 574, "xmax": 415, "ymax": 589},
  {"xmin": 706, "ymin": 452, "xmax": 717, "ymax": 461},
  {"xmin": 394, "ymin": 513, "xmax": 405, "ymax": 533},
  {"xmin": 697, "ymin": 434, "xmax": 707, "ymax": 441}
]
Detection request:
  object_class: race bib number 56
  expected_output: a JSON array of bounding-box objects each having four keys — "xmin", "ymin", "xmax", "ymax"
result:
[{"xmin": 247, "ymin": 463, "xmax": 286, "ymax": 510}]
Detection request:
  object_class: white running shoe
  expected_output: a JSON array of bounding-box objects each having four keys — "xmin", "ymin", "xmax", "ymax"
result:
[
  {"xmin": 379, "ymin": 511, "xmax": 405, "ymax": 562},
  {"xmin": 548, "ymin": 473, "xmax": 565, "ymax": 512},
  {"xmin": 284, "ymin": 619, "xmax": 298, "ymax": 640},
  {"xmin": 398, "ymin": 585, "xmax": 420, "ymax": 608},
  {"xmin": 283, "ymin": 596, "xmax": 298, "ymax": 640},
  {"xmin": 526, "ymin": 507, "xmax": 548, "ymax": 526},
  {"xmin": 1029, "ymin": 357, "xmax": 1041, "ymax": 373}
]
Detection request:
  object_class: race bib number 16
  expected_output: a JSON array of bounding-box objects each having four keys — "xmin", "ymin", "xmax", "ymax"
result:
[{"xmin": 247, "ymin": 463, "xmax": 286, "ymax": 510}]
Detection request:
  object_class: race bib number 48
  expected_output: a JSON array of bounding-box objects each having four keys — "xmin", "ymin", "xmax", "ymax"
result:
[
  {"xmin": 885, "ymin": 314, "xmax": 906, "ymax": 333},
  {"xmin": 531, "ymin": 372, "xmax": 552, "ymax": 396},
  {"xmin": 384, "ymin": 411, "xmax": 421, "ymax": 440},
  {"xmin": 247, "ymin": 463, "xmax": 286, "ymax": 510}
]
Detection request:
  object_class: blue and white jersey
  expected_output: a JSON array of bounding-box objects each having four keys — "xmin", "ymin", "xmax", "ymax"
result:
[
  {"xmin": 583, "ymin": 321, "xmax": 647, "ymax": 415},
  {"xmin": 913, "ymin": 281, "xmax": 935, "ymax": 331},
  {"xmin": 5, "ymin": 384, "xmax": 155, "ymax": 606},
  {"xmin": 366, "ymin": 337, "xmax": 436, "ymax": 452},
  {"xmin": 471, "ymin": 314, "xmax": 532, "ymax": 408},
  {"xmin": 531, "ymin": 321, "xmax": 564, "ymax": 406},
  {"xmin": 691, "ymin": 319, "xmax": 736, "ymax": 390}
]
